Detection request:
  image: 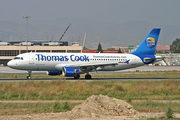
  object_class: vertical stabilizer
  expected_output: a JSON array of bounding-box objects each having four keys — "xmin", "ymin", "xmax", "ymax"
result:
[{"xmin": 131, "ymin": 28, "xmax": 161, "ymax": 56}]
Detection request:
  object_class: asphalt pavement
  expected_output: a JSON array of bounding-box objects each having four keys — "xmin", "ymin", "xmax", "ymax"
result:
[
  {"xmin": 0, "ymin": 65, "xmax": 180, "ymax": 75},
  {"xmin": 0, "ymin": 65, "xmax": 180, "ymax": 81}
]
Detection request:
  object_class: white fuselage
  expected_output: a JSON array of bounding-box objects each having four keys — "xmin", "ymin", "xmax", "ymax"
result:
[{"xmin": 7, "ymin": 52, "xmax": 144, "ymax": 72}]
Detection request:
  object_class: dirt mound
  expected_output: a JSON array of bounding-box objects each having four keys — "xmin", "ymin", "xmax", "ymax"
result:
[{"xmin": 64, "ymin": 94, "xmax": 138, "ymax": 119}]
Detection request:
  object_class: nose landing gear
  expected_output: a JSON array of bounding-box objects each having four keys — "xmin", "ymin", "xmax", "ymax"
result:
[{"xmin": 27, "ymin": 70, "xmax": 32, "ymax": 80}]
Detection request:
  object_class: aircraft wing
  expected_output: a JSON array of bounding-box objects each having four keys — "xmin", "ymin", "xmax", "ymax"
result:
[
  {"xmin": 70, "ymin": 62, "xmax": 119, "ymax": 72},
  {"xmin": 66, "ymin": 62, "xmax": 118, "ymax": 67},
  {"xmin": 55, "ymin": 62, "xmax": 119, "ymax": 72},
  {"xmin": 77, "ymin": 62, "xmax": 118, "ymax": 67}
]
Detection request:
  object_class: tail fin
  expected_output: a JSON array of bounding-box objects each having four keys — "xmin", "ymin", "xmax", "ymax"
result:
[{"xmin": 131, "ymin": 28, "xmax": 161, "ymax": 55}]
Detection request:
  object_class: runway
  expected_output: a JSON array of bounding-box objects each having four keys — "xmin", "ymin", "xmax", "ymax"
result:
[
  {"xmin": 1, "ymin": 65, "xmax": 180, "ymax": 74},
  {"xmin": 0, "ymin": 65, "xmax": 180, "ymax": 81},
  {"xmin": 0, "ymin": 77, "xmax": 180, "ymax": 81}
]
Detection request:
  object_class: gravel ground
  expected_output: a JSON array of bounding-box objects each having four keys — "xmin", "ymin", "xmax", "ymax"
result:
[
  {"xmin": 2, "ymin": 112, "xmax": 180, "ymax": 120},
  {"xmin": 1, "ymin": 95, "xmax": 180, "ymax": 120}
]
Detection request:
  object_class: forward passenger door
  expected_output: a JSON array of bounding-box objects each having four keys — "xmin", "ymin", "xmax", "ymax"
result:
[{"xmin": 29, "ymin": 54, "xmax": 34, "ymax": 64}]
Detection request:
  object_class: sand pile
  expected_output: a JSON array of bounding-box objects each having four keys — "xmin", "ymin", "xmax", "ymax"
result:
[{"xmin": 64, "ymin": 94, "xmax": 138, "ymax": 119}]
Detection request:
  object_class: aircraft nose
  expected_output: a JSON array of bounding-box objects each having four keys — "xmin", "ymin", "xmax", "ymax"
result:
[{"xmin": 7, "ymin": 60, "xmax": 15, "ymax": 68}]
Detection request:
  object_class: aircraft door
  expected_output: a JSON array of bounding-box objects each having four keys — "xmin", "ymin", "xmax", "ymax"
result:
[
  {"xmin": 130, "ymin": 55, "xmax": 136, "ymax": 65},
  {"xmin": 29, "ymin": 54, "xmax": 34, "ymax": 64}
]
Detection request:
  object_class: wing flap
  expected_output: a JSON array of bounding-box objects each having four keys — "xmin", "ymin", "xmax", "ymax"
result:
[
  {"xmin": 67, "ymin": 62, "xmax": 118, "ymax": 67},
  {"xmin": 55, "ymin": 62, "xmax": 119, "ymax": 72}
]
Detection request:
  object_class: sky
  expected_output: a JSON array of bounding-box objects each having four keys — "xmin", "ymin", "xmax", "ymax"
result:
[{"xmin": 1, "ymin": 0, "xmax": 180, "ymax": 26}]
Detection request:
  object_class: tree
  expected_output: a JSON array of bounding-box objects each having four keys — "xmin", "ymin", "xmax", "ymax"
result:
[
  {"xmin": 166, "ymin": 107, "xmax": 174, "ymax": 119},
  {"xmin": 83, "ymin": 46, "xmax": 88, "ymax": 50},
  {"xmin": 118, "ymin": 48, "xmax": 122, "ymax": 53},
  {"xmin": 96, "ymin": 43, "xmax": 103, "ymax": 53},
  {"xmin": 155, "ymin": 50, "xmax": 169, "ymax": 54},
  {"xmin": 170, "ymin": 38, "xmax": 180, "ymax": 53}
]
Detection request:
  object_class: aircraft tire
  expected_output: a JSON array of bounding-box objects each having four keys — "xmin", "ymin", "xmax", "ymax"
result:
[
  {"xmin": 85, "ymin": 75, "xmax": 91, "ymax": 79},
  {"xmin": 77, "ymin": 75, "xmax": 80, "ymax": 79},
  {"xmin": 27, "ymin": 76, "xmax": 31, "ymax": 80},
  {"xmin": 74, "ymin": 74, "xmax": 80, "ymax": 79}
]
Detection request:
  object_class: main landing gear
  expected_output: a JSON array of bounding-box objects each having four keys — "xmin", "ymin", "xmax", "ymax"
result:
[
  {"xmin": 74, "ymin": 74, "xmax": 80, "ymax": 79},
  {"xmin": 27, "ymin": 70, "xmax": 32, "ymax": 80},
  {"xmin": 73, "ymin": 73, "xmax": 92, "ymax": 79},
  {"xmin": 85, "ymin": 73, "xmax": 91, "ymax": 79}
]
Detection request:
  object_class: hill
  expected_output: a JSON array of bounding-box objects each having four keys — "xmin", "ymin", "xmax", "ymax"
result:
[{"xmin": 0, "ymin": 19, "xmax": 180, "ymax": 48}]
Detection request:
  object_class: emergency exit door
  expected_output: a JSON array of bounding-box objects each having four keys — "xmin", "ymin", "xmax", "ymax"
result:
[{"xmin": 29, "ymin": 54, "xmax": 34, "ymax": 64}]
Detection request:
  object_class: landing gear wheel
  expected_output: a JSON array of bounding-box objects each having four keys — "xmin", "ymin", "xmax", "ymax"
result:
[
  {"xmin": 27, "ymin": 76, "xmax": 31, "ymax": 80},
  {"xmin": 74, "ymin": 74, "xmax": 80, "ymax": 79},
  {"xmin": 85, "ymin": 74, "xmax": 91, "ymax": 79},
  {"xmin": 27, "ymin": 70, "xmax": 32, "ymax": 80},
  {"xmin": 77, "ymin": 75, "xmax": 80, "ymax": 79}
]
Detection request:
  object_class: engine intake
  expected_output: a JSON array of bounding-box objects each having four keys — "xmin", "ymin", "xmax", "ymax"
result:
[
  {"xmin": 46, "ymin": 71, "xmax": 62, "ymax": 76},
  {"xmin": 62, "ymin": 67, "xmax": 80, "ymax": 77}
]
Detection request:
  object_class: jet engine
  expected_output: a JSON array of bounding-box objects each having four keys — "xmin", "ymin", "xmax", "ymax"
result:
[
  {"xmin": 46, "ymin": 71, "xmax": 62, "ymax": 76},
  {"xmin": 62, "ymin": 67, "xmax": 80, "ymax": 77}
]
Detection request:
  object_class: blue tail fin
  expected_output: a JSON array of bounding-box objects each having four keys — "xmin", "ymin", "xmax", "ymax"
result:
[{"xmin": 131, "ymin": 28, "xmax": 161, "ymax": 55}]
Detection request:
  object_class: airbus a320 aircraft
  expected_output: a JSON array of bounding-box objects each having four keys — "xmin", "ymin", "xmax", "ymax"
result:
[{"xmin": 8, "ymin": 28, "xmax": 162, "ymax": 79}]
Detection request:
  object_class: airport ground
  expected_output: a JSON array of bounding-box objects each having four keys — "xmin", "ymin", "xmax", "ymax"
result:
[
  {"xmin": 0, "ymin": 65, "xmax": 180, "ymax": 81},
  {"xmin": 0, "ymin": 65, "xmax": 180, "ymax": 119},
  {"xmin": 1, "ymin": 65, "xmax": 180, "ymax": 75}
]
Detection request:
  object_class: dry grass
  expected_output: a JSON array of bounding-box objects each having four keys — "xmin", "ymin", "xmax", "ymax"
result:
[
  {"xmin": 0, "ymin": 79, "xmax": 180, "ymax": 100},
  {"xmin": 132, "ymin": 101, "xmax": 180, "ymax": 113},
  {"xmin": 0, "ymin": 102, "xmax": 79, "ymax": 115}
]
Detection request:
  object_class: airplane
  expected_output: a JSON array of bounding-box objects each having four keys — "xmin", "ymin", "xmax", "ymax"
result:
[{"xmin": 7, "ymin": 28, "xmax": 162, "ymax": 79}]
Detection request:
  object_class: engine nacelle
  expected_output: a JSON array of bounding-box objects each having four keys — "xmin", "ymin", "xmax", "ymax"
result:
[
  {"xmin": 46, "ymin": 71, "xmax": 62, "ymax": 76},
  {"xmin": 62, "ymin": 67, "xmax": 80, "ymax": 77}
]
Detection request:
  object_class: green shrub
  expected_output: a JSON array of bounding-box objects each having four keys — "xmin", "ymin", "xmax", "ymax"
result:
[
  {"xmin": 166, "ymin": 107, "xmax": 174, "ymax": 119},
  {"xmin": 11, "ymin": 94, "xmax": 19, "ymax": 98},
  {"xmin": 127, "ymin": 97, "xmax": 132, "ymax": 103},
  {"xmin": 113, "ymin": 85, "xmax": 124, "ymax": 91},
  {"xmin": 147, "ymin": 118, "xmax": 156, "ymax": 120},
  {"xmin": 53, "ymin": 102, "xmax": 61, "ymax": 110},
  {"xmin": 63, "ymin": 101, "xmax": 70, "ymax": 110},
  {"xmin": 13, "ymin": 74, "xmax": 17, "ymax": 78}
]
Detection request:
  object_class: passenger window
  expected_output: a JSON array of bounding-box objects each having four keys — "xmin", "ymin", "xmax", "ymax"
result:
[{"xmin": 21, "ymin": 57, "xmax": 23, "ymax": 60}]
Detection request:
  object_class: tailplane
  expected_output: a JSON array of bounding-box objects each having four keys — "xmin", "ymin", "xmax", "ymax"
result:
[{"xmin": 131, "ymin": 28, "xmax": 161, "ymax": 56}]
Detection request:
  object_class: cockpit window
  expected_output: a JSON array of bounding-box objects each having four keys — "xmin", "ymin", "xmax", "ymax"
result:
[
  {"xmin": 14, "ymin": 57, "xmax": 23, "ymax": 60},
  {"xmin": 14, "ymin": 57, "xmax": 20, "ymax": 60}
]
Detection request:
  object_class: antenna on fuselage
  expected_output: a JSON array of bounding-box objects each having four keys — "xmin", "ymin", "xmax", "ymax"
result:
[{"xmin": 58, "ymin": 22, "xmax": 72, "ymax": 45}]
